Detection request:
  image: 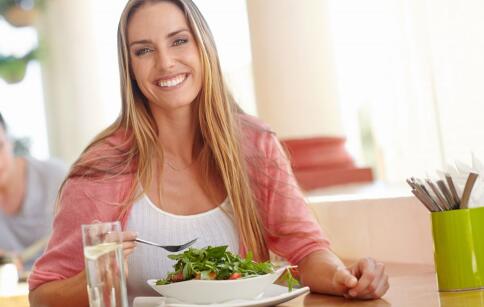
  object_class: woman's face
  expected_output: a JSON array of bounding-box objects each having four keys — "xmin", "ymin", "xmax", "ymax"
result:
[
  {"xmin": 127, "ymin": 1, "xmax": 203, "ymax": 112},
  {"xmin": 0, "ymin": 127, "xmax": 14, "ymax": 186}
]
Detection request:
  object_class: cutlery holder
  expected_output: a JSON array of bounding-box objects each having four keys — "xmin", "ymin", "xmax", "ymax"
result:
[{"xmin": 431, "ymin": 207, "xmax": 484, "ymax": 291}]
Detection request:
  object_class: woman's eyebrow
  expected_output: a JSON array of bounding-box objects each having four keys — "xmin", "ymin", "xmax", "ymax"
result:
[
  {"xmin": 129, "ymin": 28, "xmax": 190, "ymax": 47},
  {"xmin": 129, "ymin": 39, "xmax": 152, "ymax": 47},
  {"xmin": 166, "ymin": 28, "xmax": 190, "ymax": 38}
]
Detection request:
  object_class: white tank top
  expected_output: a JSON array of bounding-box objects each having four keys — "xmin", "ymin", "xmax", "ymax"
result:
[{"xmin": 125, "ymin": 195, "xmax": 239, "ymax": 305}]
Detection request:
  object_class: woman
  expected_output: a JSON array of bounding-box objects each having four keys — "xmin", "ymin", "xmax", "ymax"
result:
[
  {"xmin": 28, "ymin": 0, "xmax": 389, "ymax": 306},
  {"xmin": 0, "ymin": 112, "xmax": 67, "ymax": 270}
]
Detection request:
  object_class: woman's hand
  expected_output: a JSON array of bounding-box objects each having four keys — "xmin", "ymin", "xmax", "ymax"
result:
[
  {"xmin": 333, "ymin": 257, "xmax": 389, "ymax": 299},
  {"xmin": 120, "ymin": 231, "xmax": 138, "ymax": 278},
  {"xmin": 298, "ymin": 250, "xmax": 389, "ymax": 300}
]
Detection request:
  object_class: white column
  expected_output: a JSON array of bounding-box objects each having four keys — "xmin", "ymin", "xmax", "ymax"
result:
[
  {"xmin": 246, "ymin": 0, "xmax": 343, "ymax": 138},
  {"xmin": 39, "ymin": 0, "xmax": 107, "ymax": 163}
]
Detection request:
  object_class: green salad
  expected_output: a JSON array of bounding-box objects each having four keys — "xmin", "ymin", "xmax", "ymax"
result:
[{"xmin": 155, "ymin": 245, "xmax": 299, "ymax": 291}]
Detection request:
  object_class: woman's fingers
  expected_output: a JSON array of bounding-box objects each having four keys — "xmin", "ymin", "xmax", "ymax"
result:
[
  {"xmin": 366, "ymin": 262, "xmax": 386, "ymax": 296},
  {"xmin": 122, "ymin": 240, "xmax": 137, "ymax": 250},
  {"xmin": 358, "ymin": 274, "xmax": 389, "ymax": 299},
  {"xmin": 347, "ymin": 258, "xmax": 376, "ymax": 296},
  {"xmin": 346, "ymin": 258, "xmax": 389, "ymax": 299},
  {"xmin": 122, "ymin": 231, "xmax": 138, "ymax": 242},
  {"xmin": 123, "ymin": 246, "xmax": 136, "ymax": 257},
  {"xmin": 349, "ymin": 259, "xmax": 381, "ymax": 296},
  {"xmin": 332, "ymin": 267, "xmax": 358, "ymax": 293},
  {"xmin": 121, "ymin": 230, "xmax": 138, "ymax": 279},
  {"xmin": 374, "ymin": 274, "xmax": 390, "ymax": 298},
  {"xmin": 121, "ymin": 231, "xmax": 137, "ymax": 260}
]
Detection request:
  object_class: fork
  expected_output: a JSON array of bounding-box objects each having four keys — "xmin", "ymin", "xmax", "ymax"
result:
[{"xmin": 135, "ymin": 237, "xmax": 198, "ymax": 252}]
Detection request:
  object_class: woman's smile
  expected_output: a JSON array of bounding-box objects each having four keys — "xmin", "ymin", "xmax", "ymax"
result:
[{"xmin": 156, "ymin": 73, "xmax": 188, "ymax": 89}]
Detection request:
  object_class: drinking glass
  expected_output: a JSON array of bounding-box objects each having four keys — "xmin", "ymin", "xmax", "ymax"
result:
[{"xmin": 82, "ymin": 221, "xmax": 128, "ymax": 307}]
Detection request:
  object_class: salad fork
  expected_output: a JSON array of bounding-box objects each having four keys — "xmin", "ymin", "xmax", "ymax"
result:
[{"xmin": 135, "ymin": 237, "xmax": 198, "ymax": 252}]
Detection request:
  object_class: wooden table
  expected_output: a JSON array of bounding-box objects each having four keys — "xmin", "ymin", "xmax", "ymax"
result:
[
  {"xmin": 279, "ymin": 262, "xmax": 484, "ymax": 307},
  {"xmin": 0, "ymin": 295, "xmax": 29, "ymax": 307},
  {"xmin": 3, "ymin": 263, "xmax": 484, "ymax": 307},
  {"xmin": 0, "ymin": 281, "xmax": 29, "ymax": 307}
]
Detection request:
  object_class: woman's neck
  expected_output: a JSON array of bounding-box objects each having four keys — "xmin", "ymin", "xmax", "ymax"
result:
[
  {"xmin": 153, "ymin": 106, "xmax": 199, "ymax": 162},
  {"xmin": 0, "ymin": 157, "xmax": 27, "ymax": 215}
]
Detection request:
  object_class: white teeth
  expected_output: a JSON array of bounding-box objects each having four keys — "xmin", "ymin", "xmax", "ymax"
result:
[{"xmin": 158, "ymin": 74, "xmax": 186, "ymax": 88}]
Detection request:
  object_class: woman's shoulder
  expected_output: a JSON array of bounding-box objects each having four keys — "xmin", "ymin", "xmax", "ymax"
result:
[
  {"xmin": 61, "ymin": 174, "xmax": 133, "ymax": 203},
  {"xmin": 77, "ymin": 128, "xmax": 135, "ymax": 169},
  {"xmin": 237, "ymin": 113, "xmax": 271, "ymax": 131},
  {"xmin": 237, "ymin": 113, "xmax": 278, "ymax": 158},
  {"xmin": 66, "ymin": 128, "xmax": 135, "ymax": 198},
  {"xmin": 58, "ymin": 169, "xmax": 134, "ymax": 221},
  {"xmin": 84, "ymin": 128, "xmax": 133, "ymax": 157}
]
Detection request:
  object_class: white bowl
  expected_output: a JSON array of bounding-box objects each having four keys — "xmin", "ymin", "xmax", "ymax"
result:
[{"xmin": 146, "ymin": 267, "xmax": 288, "ymax": 304}]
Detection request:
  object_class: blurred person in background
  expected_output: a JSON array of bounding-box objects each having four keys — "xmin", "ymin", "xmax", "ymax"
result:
[{"xmin": 0, "ymin": 111, "xmax": 67, "ymax": 272}]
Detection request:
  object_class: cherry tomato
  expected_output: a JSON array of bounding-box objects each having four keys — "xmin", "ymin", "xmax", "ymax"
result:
[{"xmin": 229, "ymin": 273, "xmax": 241, "ymax": 280}]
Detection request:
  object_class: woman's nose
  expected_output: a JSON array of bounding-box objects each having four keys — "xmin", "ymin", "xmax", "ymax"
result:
[{"xmin": 156, "ymin": 50, "xmax": 175, "ymax": 70}]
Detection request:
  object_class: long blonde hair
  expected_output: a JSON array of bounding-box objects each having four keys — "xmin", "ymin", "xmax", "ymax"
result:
[{"xmin": 62, "ymin": 0, "xmax": 268, "ymax": 261}]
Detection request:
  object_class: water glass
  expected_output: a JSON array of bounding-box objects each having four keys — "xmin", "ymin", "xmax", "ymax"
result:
[{"xmin": 82, "ymin": 221, "xmax": 128, "ymax": 307}]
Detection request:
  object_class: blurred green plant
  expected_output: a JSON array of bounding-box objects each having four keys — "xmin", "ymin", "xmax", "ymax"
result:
[
  {"xmin": 0, "ymin": 0, "xmax": 16, "ymax": 14},
  {"xmin": 0, "ymin": 0, "xmax": 44, "ymax": 83},
  {"xmin": 0, "ymin": 48, "xmax": 37, "ymax": 83}
]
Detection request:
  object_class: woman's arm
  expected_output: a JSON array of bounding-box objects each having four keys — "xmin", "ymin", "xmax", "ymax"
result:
[
  {"xmin": 298, "ymin": 249, "xmax": 389, "ymax": 299},
  {"xmin": 298, "ymin": 249, "xmax": 354, "ymax": 296},
  {"xmin": 29, "ymin": 271, "xmax": 88, "ymax": 307}
]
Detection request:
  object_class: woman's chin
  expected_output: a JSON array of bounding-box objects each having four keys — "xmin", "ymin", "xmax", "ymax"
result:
[{"xmin": 150, "ymin": 100, "xmax": 196, "ymax": 113}]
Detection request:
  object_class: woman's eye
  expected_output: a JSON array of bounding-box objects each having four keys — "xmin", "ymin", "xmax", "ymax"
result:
[
  {"xmin": 135, "ymin": 47, "xmax": 152, "ymax": 56},
  {"xmin": 173, "ymin": 38, "xmax": 188, "ymax": 46}
]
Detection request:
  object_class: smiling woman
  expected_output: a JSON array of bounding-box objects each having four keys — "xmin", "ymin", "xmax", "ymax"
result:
[
  {"xmin": 27, "ymin": 1, "xmax": 388, "ymax": 306},
  {"xmin": 127, "ymin": 2, "xmax": 203, "ymax": 111}
]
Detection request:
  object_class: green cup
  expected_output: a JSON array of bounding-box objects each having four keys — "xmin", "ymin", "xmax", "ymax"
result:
[{"xmin": 431, "ymin": 207, "xmax": 484, "ymax": 291}]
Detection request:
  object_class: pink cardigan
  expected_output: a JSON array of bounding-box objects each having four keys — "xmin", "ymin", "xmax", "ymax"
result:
[{"xmin": 28, "ymin": 114, "xmax": 330, "ymax": 290}]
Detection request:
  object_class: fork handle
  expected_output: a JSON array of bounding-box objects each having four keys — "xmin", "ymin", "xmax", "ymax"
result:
[{"xmin": 135, "ymin": 238, "xmax": 160, "ymax": 247}]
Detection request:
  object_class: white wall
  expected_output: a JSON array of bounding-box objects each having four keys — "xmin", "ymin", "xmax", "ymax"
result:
[
  {"xmin": 326, "ymin": 0, "xmax": 484, "ymax": 182},
  {"xmin": 309, "ymin": 196, "xmax": 434, "ymax": 264},
  {"xmin": 425, "ymin": 0, "xmax": 484, "ymax": 163}
]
